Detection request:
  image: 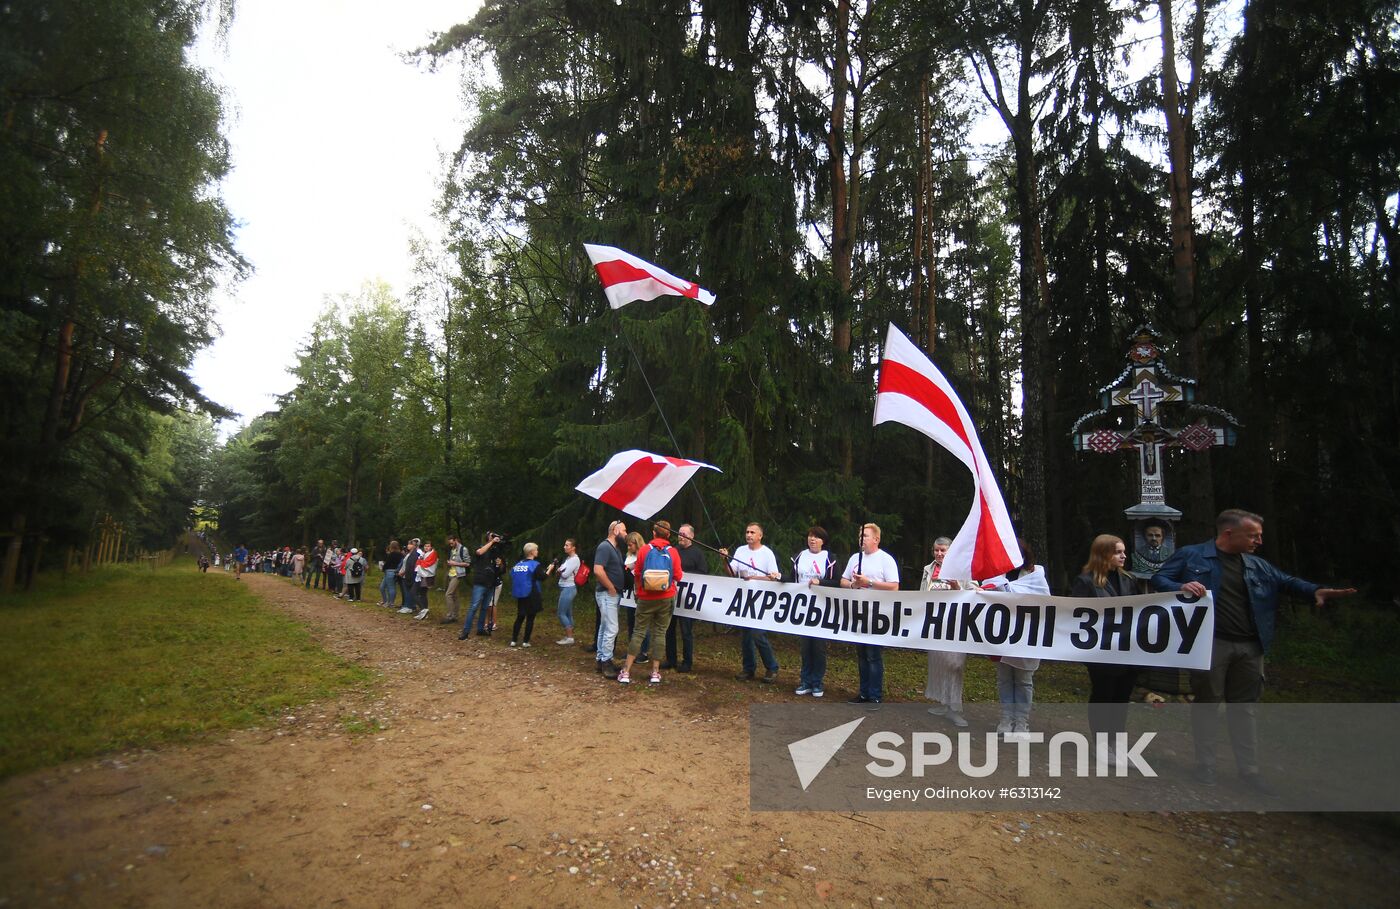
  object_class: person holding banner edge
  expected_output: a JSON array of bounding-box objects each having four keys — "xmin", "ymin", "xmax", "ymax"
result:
[
  {"xmin": 1151, "ymin": 508, "xmax": 1356, "ymax": 792},
  {"xmin": 840, "ymin": 523, "xmax": 899, "ymax": 705},
  {"xmin": 723, "ymin": 522, "xmax": 782, "ymax": 683},
  {"xmin": 665, "ymin": 524, "xmax": 707, "ymax": 672}
]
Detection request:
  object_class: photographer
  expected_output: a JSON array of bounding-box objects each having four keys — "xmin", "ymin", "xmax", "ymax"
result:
[{"xmin": 458, "ymin": 531, "xmax": 506, "ymax": 639}]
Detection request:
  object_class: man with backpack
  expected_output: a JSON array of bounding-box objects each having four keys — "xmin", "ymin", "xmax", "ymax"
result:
[
  {"xmin": 440, "ymin": 533, "xmax": 471, "ymax": 625},
  {"xmin": 617, "ymin": 520, "xmax": 683, "ymax": 686}
]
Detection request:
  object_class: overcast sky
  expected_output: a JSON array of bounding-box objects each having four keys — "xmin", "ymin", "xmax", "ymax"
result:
[{"xmin": 191, "ymin": 1, "xmax": 478, "ymax": 433}]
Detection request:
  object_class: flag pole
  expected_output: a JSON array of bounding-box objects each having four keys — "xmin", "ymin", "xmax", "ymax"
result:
[{"xmin": 614, "ymin": 311, "xmax": 726, "ymax": 548}]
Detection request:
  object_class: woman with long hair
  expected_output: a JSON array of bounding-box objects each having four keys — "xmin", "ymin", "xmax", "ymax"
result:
[{"xmin": 1071, "ymin": 534, "xmax": 1140, "ymax": 752}]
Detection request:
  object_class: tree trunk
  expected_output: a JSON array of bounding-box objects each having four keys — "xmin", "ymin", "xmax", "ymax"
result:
[
  {"xmin": 1, "ymin": 513, "xmax": 25, "ymax": 595},
  {"xmin": 830, "ymin": 0, "xmax": 854, "ymax": 478},
  {"xmin": 1160, "ymin": 0, "xmax": 1215, "ymax": 532}
]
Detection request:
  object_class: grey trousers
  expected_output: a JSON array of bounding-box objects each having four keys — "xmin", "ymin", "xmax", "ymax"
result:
[
  {"xmin": 443, "ymin": 575, "xmax": 463, "ymax": 621},
  {"xmin": 1189, "ymin": 637, "xmax": 1265, "ymax": 773}
]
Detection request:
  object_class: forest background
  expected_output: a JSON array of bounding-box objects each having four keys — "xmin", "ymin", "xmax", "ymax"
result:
[{"xmin": 2, "ymin": 0, "xmax": 1396, "ymax": 599}]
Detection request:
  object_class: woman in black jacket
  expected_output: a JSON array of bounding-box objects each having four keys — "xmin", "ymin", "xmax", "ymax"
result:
[{"xmin": 1071, "ymin": 534, "xmax": 1139, "ymax": 745}]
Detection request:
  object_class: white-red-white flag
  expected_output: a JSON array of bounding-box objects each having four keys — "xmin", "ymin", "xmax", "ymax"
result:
[
  {"xmin": 584, "ymin": 243, "xmax": 716, "ymax": 309},
  {"xmin": 575, "ymin": 449, "xmax": 721, "ymax": 520},
  {"xmin": 873, "ymin": 324, "xmax": 1022, "ymax": 581}
]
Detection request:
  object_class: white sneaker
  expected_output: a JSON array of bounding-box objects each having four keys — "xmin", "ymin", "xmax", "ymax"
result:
[
  {"xmin": 996, "ymin": 718, "xmax": 1014, "ymax": 736},
  {"xmin": 556, "ymin": 637, "xmax": 574, "ymax": 645},
  {"xmin": 414, "ymin": 608, "xmax": 429, "ymax": 620},
  {"xmin": 1007, "ymin": 721, "xmax": 1032, "ymax": 744},
  {"xmin": 521, "ymin": 642, "xmax": 531, "ymax": 648},
  {"xmin": 795, "ymin": 685, "xmax": 812, "ymax": 696},
  {"xmin": 397, "ymin": 607, "xmax": 413, "ymax": 614},
  {"xmin": 811, "ymin": 689, "xmax": 825, "ymax": 698},
  {"xmin": 509, "ymin": 641, "xmax": 518, "ymax": 647}
]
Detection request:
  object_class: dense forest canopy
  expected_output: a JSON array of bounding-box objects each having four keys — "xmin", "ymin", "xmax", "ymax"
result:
[{"xmin": 4, "ymin": 0, "xmax": 1396, "ymax": 598}]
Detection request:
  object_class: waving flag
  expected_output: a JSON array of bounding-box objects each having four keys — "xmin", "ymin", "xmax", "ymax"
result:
[
  {"xmin": 584, "ymin": 243, "xmax": 716, "ymax": 309},
  {"xmin": 873, "ymin": 324, "xmax": 1022, "ymax": 580},
  {"xmin": 576, "ymin": 450, "xmax": 721, "ymax": 520}
]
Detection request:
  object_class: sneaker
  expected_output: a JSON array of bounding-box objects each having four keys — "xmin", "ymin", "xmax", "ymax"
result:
[
  {"xmin": 676, "ymin": 663, "xmax": 692, "ymax": 673},
  {"xmin": 1007, "ymin": 721, "xmax": 1032, "ymax": 744},
  {"xmin": 617, "ymin": 670, "xmax": 631, "ymax": 684},
  {"xmin": 509, "ymin": 641, "xmax": 518, "ymax": 647},
  {"xmin": 457, "ymin": 631, "xmax": 472, "ymax": 641},
  {"xmin": 556, "ymin": 637, "xmax": 575, "ymax": 645},
  {"xmin": 996, "ymin": 718, "xmax": 1014, "ymax": 736},
  {"xmin": 1193, "ymin": 764, "xmax": 1218, "ymax": 786},
  {"xmin": 599, "ymin": 661, "xmax": 619, "ymax": 679},
  {"xmin": 521, "ymin": 642, "xmax": 531, "ymax": 648},
  {"xmin": 398, "ymin": 607, "xmax": 414, "ymax": 614},
  {"xmin": 649, "ymin": 672, "xmax": 661, "ymax": 685},
  {"xmin": 375, "ymin": 601, "xmax": 386, "ymax": 607},
  {"xmin": 439, "ymin": 617, "xmax": 457, "ymax": 624},
  {"xmin": 811, "ymin": 689, "xmax": 825, "ymax": 698},
  {"xmin": 795, "ymin": 685, "xmax": 812, "ymax": 696},
  {"xmin": 947, "ymin": 710, "xmax": 969, "ymax": 728},
  {"xmin": 848, "ymin": 695, "xmax": 872, "ymax": 704},
  {"xmin": 927, "ymin": 705, "xmax": 949, "ymax": 717},
  {"xmin": 760, "ymin": 669, "xmax": 778, "ymax": 684},
  {"xmin": 414, "ymin": 609, "xmax": 429, "ymax": 620},
  {"xmin": 734, "ymin": 672, "xmax": 755, "ymax": 682},
  {"xmin": 660, "ymin": 661, "xmax": 677, "ymax": 670}
]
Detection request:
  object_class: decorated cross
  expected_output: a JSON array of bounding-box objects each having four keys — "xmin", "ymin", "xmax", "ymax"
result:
[{"xmin": 1071, "ymin": 326, "xmax": 1240, "ymax": 577}]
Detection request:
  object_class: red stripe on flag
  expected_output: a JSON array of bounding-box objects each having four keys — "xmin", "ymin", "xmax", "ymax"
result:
[
  {"xmin": 597, "ymin": 457, "xmax": 669, "ymax": 511},
  {"xmin": 877, "ymin": 359, "xmax": 973, "ymax": 452},
  {"xmin": 972, "ymin": 491, "xmax": 1013, "ymax": 579},
  {"xmin": 593, "ymin": 260, "xmax": 699, "ymax": 299}
]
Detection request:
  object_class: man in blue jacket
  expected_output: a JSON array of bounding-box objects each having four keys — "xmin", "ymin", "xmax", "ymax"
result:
[{"xmin": 1152, "ymin": 509, "xmax": 1355, "ymax": 791}]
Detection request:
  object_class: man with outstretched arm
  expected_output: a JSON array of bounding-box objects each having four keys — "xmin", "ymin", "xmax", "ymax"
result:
[
  {"xmin": 721, "ymin": 522, "xmax": 782, "ymax": 684},
  {"xmin": 1152, "ymin": 508, "xmax": 1356, "ymax": 793}
]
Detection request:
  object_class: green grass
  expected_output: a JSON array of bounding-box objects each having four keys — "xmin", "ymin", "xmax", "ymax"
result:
[{"xmin": 0, "ymin": 557, "xmax": 374, "ymax": 779}]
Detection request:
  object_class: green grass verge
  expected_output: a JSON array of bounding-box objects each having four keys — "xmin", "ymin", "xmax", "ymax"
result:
[{"xmin": 0, "ymin": 558, "xmax": 374, "ymax": 779}]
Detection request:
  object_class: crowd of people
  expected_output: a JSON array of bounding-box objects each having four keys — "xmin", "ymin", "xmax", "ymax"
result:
[{"xmin": 218, "ymin": 507, "xmax": 1353, "ymax": 793}]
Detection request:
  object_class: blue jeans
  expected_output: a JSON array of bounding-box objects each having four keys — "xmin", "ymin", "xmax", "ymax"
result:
[
  {"xmin": 742, "ymin": 629, "xmax": 778, "ymax": 675},
  {"xmin": 398, "ymin": 576, "xmax": 413, "ymax": 608},
  {"xmin": 856, "ymin": 644, "xmax": 884, "ymax": 700},
  {"xmin": 595, "ymin": 590, "xmax": 620, "ymax": 663},
  {"xmin": 379, "ymin": 572, "xmax": 397, "ymax": 606},
  {"xmin": 799, "ymin": 637, "xmax": 827, "ymax": 691},
  {"xmin": 557, "ymin": 585, "xmax": 577, "ymax": 631},
  {"xmin": 462, "ymin": 584, "xmax": 493, "ymax": 635}
]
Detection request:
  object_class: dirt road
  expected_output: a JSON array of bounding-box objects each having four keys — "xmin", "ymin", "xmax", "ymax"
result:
[{"xmin": 2, "ymin": 574, "xmax": 1394, "ymax": 907}]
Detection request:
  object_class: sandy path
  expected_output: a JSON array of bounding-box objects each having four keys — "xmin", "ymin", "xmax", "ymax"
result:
[{"xmin": 2, "ymin": 574, "xmax": 1395, "ymax": 908}]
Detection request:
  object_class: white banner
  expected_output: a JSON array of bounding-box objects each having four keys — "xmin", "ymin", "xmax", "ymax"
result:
[{"xmin": 627, "ymin": 573, "xmax": 1214, "ymax": 670}]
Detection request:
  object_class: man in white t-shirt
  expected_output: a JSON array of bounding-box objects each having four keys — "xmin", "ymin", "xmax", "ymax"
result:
[
  {"xmin": 840, "ymin": 523, "xmax": 900, "ymax": 704},
  {"xmin": 721, "ymin": 522, "xmax": 781, "ymax": 683}
]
